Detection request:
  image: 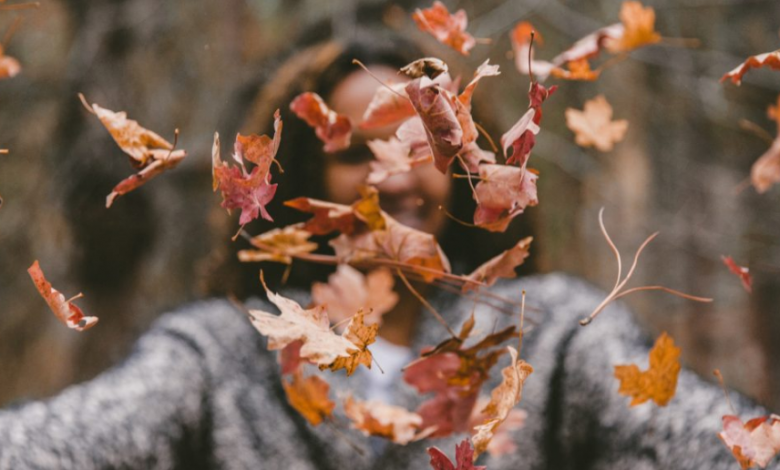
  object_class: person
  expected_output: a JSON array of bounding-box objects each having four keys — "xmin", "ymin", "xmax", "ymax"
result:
[{"xmin": 0, "ymin": 20, "xmax": 769, "ymax": 470}]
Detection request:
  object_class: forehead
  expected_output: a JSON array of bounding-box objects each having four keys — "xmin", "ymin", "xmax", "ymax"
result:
[{"xmin": 328, "ymin": 65, "xmax": 408, "ymax": 142}]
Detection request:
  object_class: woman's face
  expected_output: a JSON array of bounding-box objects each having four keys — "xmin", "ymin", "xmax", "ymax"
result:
[{"xmin": 325, "ymin": 67, "xmax": 452, "ymax": 236}]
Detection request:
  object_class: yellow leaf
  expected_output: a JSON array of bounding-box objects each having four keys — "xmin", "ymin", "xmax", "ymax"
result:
[{"xmin": 614, "ymin": 332, "xmax": 681, "ymax": 407}]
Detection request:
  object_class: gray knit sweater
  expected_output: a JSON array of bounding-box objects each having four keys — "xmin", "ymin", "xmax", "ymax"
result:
[{"xmin": 0, "ymin": 273, "xmax": 767, "ymax": 469}]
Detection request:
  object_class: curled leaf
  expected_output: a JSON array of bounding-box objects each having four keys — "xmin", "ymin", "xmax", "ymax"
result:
[
  {"xmin": 290, "ymin": 92, "xmax": 352, "ymax": 153},
  {"xmin": 722, "ymin": 256, "xmax": 752, "ymax": 294},
  {"xmin": 751, "ymin": 134, "xmax": 780, "ymax": 194},
  {"xmin": 473, "ymin": 165, "xmax": 539, "ymax": 233},
  {"xmin": 238, "ymin": 225, "xmax": 318, "ymax": 265},
  {"xmin": 360, "ymin": 82, "xmax": 415, "ymax": 130},
  {"xmin": 401, "ymin": 58, "xmax": 449, "ymax": 80},
  {"xmin": 614, "ymin": 332, "xmax": 680, "ymax": 407},
  {"xmin": 721, "ymin": 51, "xmax": 780, "ymax": 86},
  {"xmin": 465, "ymin": 237, "xmax": 532, "ymax": 291},
  {"xmin": 413, "ymin": 2, "xmax": 476, "ymax": 56},
  {"xmin": 427, "ymin": 439, "xmax": 486, "ymax": 470},
  {"xmin": 28, "ymin": 261, "xmax": 97, "ymax": 331},
  {"xmin": 405, "ymin": 77, "xmax": 463, "ymax": 173},
  {"xmin": 343, "ymin": 395, "xmax": 426, "ymax": 445}
]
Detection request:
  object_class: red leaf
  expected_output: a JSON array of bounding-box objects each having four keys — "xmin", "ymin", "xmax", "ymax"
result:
[
  {"xmin": 721, "ymin": 51, "xmax": 780, "ymax": 86},
  {"xmin": 360, "ymin": 82, "xmax": 415, "ymax": 130},
  {"xmin": 473, "ymin": 165, "xmax": 539, "ymax": 232},
  {"xmin": 405, "ymin": 77, "xmax": 463, "ymax": 173},
  {"xmin": 413, "ymin": 2, "xmax": 476, "ymax": 56},
  {"xmin": 427, "ymin": 440, "xmax": 486, "ymax": 470},
  {"xmin": 465, "ymin": 237, "xmax": 533, "ymax": 291},
  {"xmin": 722, "ymin": 256, "xmax": 752, "ymax": 293},
  {"xmin": 28, "ymin": 261, "xmax": 98, "ymax": 332},
  {"xmin": 212, "ymin": 132, "xmax": 278, "ymax": 225},
  {"xmin": 290, "ymin": 92, "xmax": 352, "ymax": 153}
]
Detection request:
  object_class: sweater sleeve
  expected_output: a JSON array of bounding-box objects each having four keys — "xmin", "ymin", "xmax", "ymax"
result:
[
  {"xmin": 0, "ymin": 314, "xmax": 211, "ymax": 469},
  {"xmin": 551, "ymin": 282, "xmax": 768, "ymax": 470}
]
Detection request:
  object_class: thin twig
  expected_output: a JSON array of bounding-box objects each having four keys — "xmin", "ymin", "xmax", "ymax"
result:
[
  {"xmin": 396, "ymin": 268, "xmax": 457, "ymax": 338},
  {"xmin": 352, "ymin": 59, "xmax": 409, "ymax": 100},
  {"xmin": 739, "ymin": 119, "xmax": 774, "ymax": 145},
  {"xmin": 456, "ymin": 154, "xmax": 479, "ymax": 203},
  {"xmin": 613, "ymin": 286, "xmax": 712, "ymax": 303},
  {"xmin": 474, "ymin": 122, "xmax": 498, "ymax": 152},
  {"xmin": 713, "ymin": 369, "xmax": 736, "ymax": 415}
]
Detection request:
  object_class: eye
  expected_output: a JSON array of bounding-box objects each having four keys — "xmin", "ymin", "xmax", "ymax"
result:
[{"xmin": 331, "ymin": 143, "xmax": 373, "ymax": 165}]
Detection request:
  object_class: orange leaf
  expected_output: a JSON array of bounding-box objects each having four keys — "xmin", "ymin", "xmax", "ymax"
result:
[
  {"xmin": 282, "ymin": 371, "xmax": 335, "ymax": 426},
  {"xmin": 413, "ymin": 1, "xmax": 476, "ymax": 56},
  {"xmin": 722, "ymin": 255, "xmax": 752, "ymax": 293},
  {"xmin": 290, "ymin": 92, "xmax": 351, "ymax": 153},
  {"xmin": 27, "ymin": 261, "xmax": 98, "ymax": 332},
  {"xmin": 322, "ymin": 309, "xmax": 378, "ymax": 376},
  {"xmin": 565, "ymin": 95, "xmax": 628, "ymax": 152},
  {"xmin": 343, "ymin": 395, "xmax": 427, "ymax": 444},
  {"xmin": 751, "ymin": 134, "xmax": 780, "ymax": 194},
  {"xmin": 238, "ymin": 226, "xmax": 318, "ymax": 265},
  {"xmin": 614, "ymin": 332, "xmax": 680, "ymax": 407},
  {"xmin": 465, "ymin": 237, "xmax": 532, "ymax": 291},
  {"xmin": 550, "ymin": 58, "xmax": 601, "ymax": 81},
  {"xmin": 722, "ymin": 51, "xmax": 780, "ymax": 86},
  {"xmin": 604, "ymin": 1, "xmax": 661, "ymax": 53},
  {"xmin": 0, "ymin": 45, "xmax": 20, "ymax": 80}
]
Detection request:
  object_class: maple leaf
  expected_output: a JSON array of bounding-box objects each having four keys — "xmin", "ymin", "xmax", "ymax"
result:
[
  {"xmin": 471, "ymin": 347, "xmax": 533, "ymax": 458},
  {"xmin": 413, "ymin": 1, "xmax": 476, "ymax": 56},
  {"xmin": 0, "ymin": 45, "xmax": 20, "ymax": 80},
  {"xmin": 282, "ymin": 370, "xmax": 335, "ymax": 426},
  {"xmin": 238, "ymin": 225, "xmax": 318, "ymax": 265},
  {"xmin": 290, "ymin": 92, "xmax": 352, "ymax": 153},
  {"xmin": 405, "ymin": 76, "xmax": 464, "ymax": 173},
  {"xmin": 565, "ymin": 95, "xmax": 628, "ymax": 152},
  {"xmin": 719, "ymin": 414, "xmax": 780, "ymax": 469},
  {"xmin": 722, "ymin": 255, "xmax": 752, "ymax": 294},
  {"xmin": 311, "ymin": 265, "xmax": 399, "ymax": 326},
  {"xmin": 473, "ymin": 165, "xmax": 539, "ymax": 233},
  {"xmin": 721, "ymin": 51, "xmax": 780, "ymax": 86},
  {"xmin": 614, "ymin": 332, "xmax": 681, "ymax": 407},
  {"xmin": 550, "ymin": 58, "xmax": 601, "ymax": 81},
  {"xmin": 212, "ymin": 132, "xmax": 278, "ymax": 225},
  {"xmin": 366, "ymin": 137, "xmax": 425, "ymax": 185},
  {"xmin": 427, "ymin": 440, "xmax": 486, "ymax": 470},
  {"xmin": 604, "ymin": 1, "xmax": 662, "ymax": 53},
  {"xmin": 343, "ymin": 395, "xmax": 427, "ymax": 445},
  {"xmin": 79, "ymin": 94, "xmax": 188, "ymax": 207},
  {"xmin": 465, "ymin": 237, "xmax": 532, "ymax": 291},
  {"xmin": 404, "ymin": 321, "xmax": 517, "ymax": 437},
  {"xmin": 27, "ymin": 260, "xmax": 98, "ymax": 332},
  {"xmin": 360, "ymin": 82, "xmax": 415, "ymax": 130},
  {"xmin": 248, "ymin": 279, "xmax": 356, "ymax": 367},
  {"xmin": 750, "ymin": 134, "xmax": 780, "ymax": 194},
  {"xmin": 284, "ymin": 198, "xmax": 356, "ymax": 235},
  {"xmin": 322, "ymin": 308, "xmax": 378, "ymax": 376}
]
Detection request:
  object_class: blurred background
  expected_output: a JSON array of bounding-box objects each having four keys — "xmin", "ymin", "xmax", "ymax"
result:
[{"xmin": 0, "ymin": 0, "xmax": 778, "ymax": 412}]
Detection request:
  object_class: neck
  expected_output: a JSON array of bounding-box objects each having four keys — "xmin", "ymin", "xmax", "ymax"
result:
[{"xmin": 378, "ymin": 284, "xmax": 428, "ymax": 347}]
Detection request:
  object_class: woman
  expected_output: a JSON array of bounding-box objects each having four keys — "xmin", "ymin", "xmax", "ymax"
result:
[{"xmin": 0, "ymin": 22, "xmax": 768, "ymax": 470}]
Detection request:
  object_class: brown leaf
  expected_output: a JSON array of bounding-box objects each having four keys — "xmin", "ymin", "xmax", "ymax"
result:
[
  {"xmin": 28, "ymin": 261, "xmax": 98, "ymax": 332},
  {"xmin": 465, "ymin": 237, "xmax": 533, "ymax": 291},
  {"xmin": 322, "ymin": 308, "xmax": 378, "ymax": 376},
  {"xmin": 238, "ymin": 226, "xmax": 318, "ymax": 265},
  {"xmin": 565, "ymin": 95, "xmax": 628, "ymax": 152},
  {"xmin": 311, "ymin": 265, "xmax": 399, "ymax": 326},
  {"xmin": 614, "ymin": 332, "xmax": 681, "ymax": 407},
  {"xmin": 290, "ymin": 92, "xmax": 352, "ymax": 153},
  {"xmin": 282, "ymin": 370, "xmax": 335, "ymax": 426},
  {"xmin": 401, "ymin": 58, "xmax": 449, "ymax": 80},
  {"xmin": 471, "ymin": 347, "xmax": 533, "ymax": 458},
  {"xmin": 343, "ymin": 395, "xmax": 426, "ymax": 444},
  {"xmin": 405, "ymin": 77, "xmax": 463, "ymax": 173},
  {"xmin": 719, "ymin": 414, "xmax": 780, "ymax": 469},
  {"xmin": 413, "ymin": 2, "xmax": 476, "ymax": 56}
]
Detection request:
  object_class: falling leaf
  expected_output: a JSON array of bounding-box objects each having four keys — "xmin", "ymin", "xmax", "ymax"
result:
[
  {"xmin": 501, "ymin": 82, "xmax": 556, "ymax": 167},
  {"xmin": 248, "ymin": 280, "xmax": 356, "ymax": 367},
  {"xmin": 405, "ymin": 76, "xmax": 464, "ymax": 173},
  {"xmin": 238, "ymin": 225, "xmax": 318, "ymax": 264},
  {"xmin": 0, "ymin": 45, "xmax": 20, "ymax": 79},
  {"xmin": 290, "ymin": 92, "xmax": 352, "ymax": 153},
  {"xmin": 604, "ymin": 1, "xmax": 662, "ymax": 53},
  {"xmin": 80, "ymin": 94, "xmax": 188, "ymax": 207},
  {"xmin": 413, "ymin": 1, "xmax": 476, "ymax": 56},
  {"xmin": 565, "ymin": 95, "xmax": 628, "ymax": 152},
  {"xmin": 722, "ymin": 256, "xmax": 752, "ymax": 294},
  {"xmin": 27, "ymin": 261, "xmax": 98, "ymax": 332},
  {"xmin": 343, "ymin": 395, "xmax": 427, "ymax": 444},
  {"xmin": 471, "ymin": 347, "xmax": 533, "ymax": 458},
  {"xmin": 719, "ymin": 414, "xmax": 780, "ymax": 469},
  {"xmin": 614, "ymin": 332, "xmax": 681, "ymax": 407},
  {"xmin": 721, "ymin": 51, "xmax": 780, "ymax": 86},
  {"xmin": 458, "ymin": 60, "xmax": 501, "ymax": 109},
  {"xmin": 550, "ymin": 58, "xmax": 601, "ymax": 81},
  {"xmin": 401, "ymin": 58, "xmax": 450, "ymax": 80},
  {"xmin": 427, "ymin": 439, "xmax": 486, "ymax": 470},
  {"xmin": 473, "ymin": 165, "xmax": 539, "ymax": 233},
  {"xmin": 404, "ymin": 322, "xmax": 517, "ymax": 437},
  {"xmin": 465, "ymin": 237, "xmax": 533, "ymax": 291},
  {"xmin": 366, "ymin": 137, "xmax": 433, "ymax": 185},
  {"xmin": 468, "ymin": 398, "xmax": 527, "ymax": 457},
  {"xmin": 322, "ymin": 308, "xmax": 378, "ymax": 376},
  {"xmin": 751, "ymin": 135, "xmax": 780, "ymax": 194},
  {"xmin": 284, "ymin": 197, "xmax": 356, "ymax": 235},
  {"xmin": 311, "ymin": 265, "xmax": 399, "ymax": 326},
  {"xmin": 360, "ymin": 83, "xmax": 415, "ymax": 130},
  {"xmin": 282, "ymin": 370, "xmax": 335, "ymax": 426},
  {"xmin": 212, "ymin": 131, "xmax": 278, "ymax": 225}
]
